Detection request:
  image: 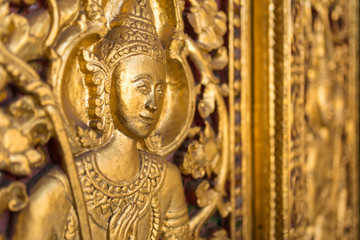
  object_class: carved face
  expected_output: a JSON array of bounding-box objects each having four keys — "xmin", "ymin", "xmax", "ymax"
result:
[{"xmin": 110, "ymin": 55, "xmax": 166, "ymax": 140}]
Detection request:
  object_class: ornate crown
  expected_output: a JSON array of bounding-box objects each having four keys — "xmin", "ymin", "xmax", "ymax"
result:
[{"xmin": 95, "ymin": 0, "xmax": 166, "ymax": 67}]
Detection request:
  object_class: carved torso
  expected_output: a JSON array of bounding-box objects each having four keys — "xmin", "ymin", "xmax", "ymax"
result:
[
  {"xmin": 72, "ymin": 151, "xmax": 167, "ymax": 239},
  {"xmin": 13, "ymin": 151, "xmax": 189, "ymax": 240}
]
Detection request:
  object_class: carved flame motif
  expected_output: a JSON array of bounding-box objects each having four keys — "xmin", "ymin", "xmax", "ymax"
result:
[{"xmin": 77, "ymin": 50, "xmax": 113, "ymax": 148}]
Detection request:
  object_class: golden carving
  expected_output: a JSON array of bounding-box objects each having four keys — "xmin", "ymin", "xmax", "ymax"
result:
[
  {"xmin": 0, "ymin": 0, "xmax": 236, "ymax": 239},
  {"xmin": 0, "ymin": 97, "xmax": 51, "ymax": 176},
  {"xmin": 300, "ymin": 0, "xmax": 359, "ymax": 239},
  {"xmin": 1, "ymin": 0, "xmax": 357, "ymax": 238},
  {"xmin": 3, "ymin": 0, "xmax": 193, "ymax": 238},
  {"xmin": 253, "ymin": 0, "xmax": 359, "ymax": 239}
]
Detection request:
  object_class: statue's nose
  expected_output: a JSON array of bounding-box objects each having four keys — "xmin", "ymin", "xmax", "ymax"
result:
[{"xmin": 145, "ymin": 95, "xmax": 158, "ymax": 113}]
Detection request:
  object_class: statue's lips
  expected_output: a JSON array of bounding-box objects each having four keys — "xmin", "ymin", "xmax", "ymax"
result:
[{"xmin": 139, "ymin": 114, "xmax": 155, "ymax": 125}]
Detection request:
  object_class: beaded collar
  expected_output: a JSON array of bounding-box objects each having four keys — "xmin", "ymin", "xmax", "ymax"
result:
[{"xmin": 76, "ymin": 151, "xmax": 166, "ymax": 216}]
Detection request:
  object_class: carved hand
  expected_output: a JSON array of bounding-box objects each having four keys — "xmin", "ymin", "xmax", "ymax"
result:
[{"xmin": 107, "ymin": 203, "xmax": 139, "ymax": 240}]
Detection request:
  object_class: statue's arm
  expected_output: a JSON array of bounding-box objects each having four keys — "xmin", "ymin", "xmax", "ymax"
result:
[
  {"xmin": 12, "ymin": 169, "xmax": 72, "ymax": 240},
  {"xmin": 162, "ymin": 163, "xmax": 190, "ymax": 240}
]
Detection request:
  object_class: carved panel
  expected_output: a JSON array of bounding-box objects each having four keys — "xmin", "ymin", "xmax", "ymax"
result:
[
  {"xmin": 288, "ymin": 0, "xmax": 359, "ymax": 239},
  {"xmin": 253, "ymin": 0, "xmax": 359, "ymax": 239},
  {"xmin": 0, "ymin": 0, "xmax": 358, "ymax": 239},
  {"xmin": 0, "ymin": 0, "xmax": 248, "ymax": 239}
]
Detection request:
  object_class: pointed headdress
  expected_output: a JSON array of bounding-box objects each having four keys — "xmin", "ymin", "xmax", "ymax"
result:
[{"xmin": 95, "ymin": 0, "xmax": 166, "ymax": 67}]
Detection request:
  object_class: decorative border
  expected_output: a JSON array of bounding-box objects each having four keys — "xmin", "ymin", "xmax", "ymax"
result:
[
  {"xmin": 349, "ymin": 0, "xmax": 359, "ymax": 238},
  {"xmin": 229, "ymin": 0, "xmax": 252, "ymax": 239},
  {"xmin": 228, "ymin": 0, "xmax": 237, "ymax": 238},
  {"xmin": 289, "ymin": 0, "xmax": 306, "ymax": 238},
  {"xmin": 268, "ymin": 0, "xmax": 291, "ymax": 238},
  {"xmin": 239, "ymin": 0, "xmax": 253, "ymax": 239},
  {"xmin": 253, "ymin": 0, "xmax": 272, "ymax": 238}
]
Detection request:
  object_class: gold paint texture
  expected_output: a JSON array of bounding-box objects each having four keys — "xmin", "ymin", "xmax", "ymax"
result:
[
  {"xmin": 0, "ymin": 0, "xmax": 235, "ymax": 239},
  {"xmin": 253, "ymin": 0, "xmax": 359, "ymax": 239},
  {"xmin": 0, "ymin": 0, "xmax": 358, "ymax": 239}
]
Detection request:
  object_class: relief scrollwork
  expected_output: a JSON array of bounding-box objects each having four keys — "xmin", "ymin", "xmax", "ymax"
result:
[
  {"xmin": 180, "ymin": 122, "xmax": 220, "ymax": 179},
  {"xmin": 174, "ymin": 0, "xmax": 232, "ymax": 238},
  {"xmin": 0, "ymin": 0, "xmax": 234, "ymax": 239},
  {"xmin": 304, "ymin": 1, "xmax": 351, "ymax": 238},
  {"xmin": 0, "ymin": 1, "xmax": 62, "ymax": 238},
  {"xmin": 288, "ymin": 0, "xmax": 358, "ymax": 238},
  {"xmin": 0, "ymin": 96, "xmax": 52, "ymax": 176}
]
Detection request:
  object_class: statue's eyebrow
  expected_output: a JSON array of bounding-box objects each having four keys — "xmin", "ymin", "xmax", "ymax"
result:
[
  {"xmin": 157, "ymin": 79, "xmax": 166, "ymax": 85},
  {"xmin": 132, "ymin": 74, "xmax": 152, "ymax": 83}
]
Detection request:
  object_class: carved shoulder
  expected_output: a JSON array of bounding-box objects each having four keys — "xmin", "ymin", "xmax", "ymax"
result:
[
  {"xmin": 160, "ymin": 162, "xmax": 190, "ymax": 239},
  {"xmin": 163, "ymin": 162, "xmax": 184, "ymax": 191},
  {"xmin": 163, "ymin": 161, "xmax": 187, "ymax": 210},
  {"xmin": 13, "ymin": 167, "xmax": 73, "ymax": 240},
  {"xmin": 148, "ymin": 154, "xmax": 186, "ymax": 207}
]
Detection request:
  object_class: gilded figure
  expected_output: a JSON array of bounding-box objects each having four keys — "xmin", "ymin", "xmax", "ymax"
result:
[
  {"xmin": 0, "ymin": 0, "xmax": 234, "ymax": 238},
  {"xmin": 12, "ymin": 0, "xmax": 190, "ymax": 239}
]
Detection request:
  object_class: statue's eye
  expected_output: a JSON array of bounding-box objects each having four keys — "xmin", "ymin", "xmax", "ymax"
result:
[
  {"xmin": 155, "ymin": 84, "xmax": 164, "ymax": 97},
  {"xmin": 137, "ymin": 85, "xmax": 150, "ymax": 95},
  {"xmin": 156, "ymin": 88, "xmax": 163, "ymax": 97}
]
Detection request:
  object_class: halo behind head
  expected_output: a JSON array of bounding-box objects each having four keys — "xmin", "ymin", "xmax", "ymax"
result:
[{"xmin": 50, "ymin": 0, "xmax": 195, "ymax": 156}]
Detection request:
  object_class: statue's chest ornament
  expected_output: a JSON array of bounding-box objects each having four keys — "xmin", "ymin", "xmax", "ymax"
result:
[{"xmin": 75, "ymin": 152, "xmax": 166, "ymax": 236}]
